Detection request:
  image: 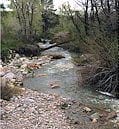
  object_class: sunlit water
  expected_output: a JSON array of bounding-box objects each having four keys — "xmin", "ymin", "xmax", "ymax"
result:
[{"xmin": 23, "ymin": 46, "xmax": 119, "ymax": 111}]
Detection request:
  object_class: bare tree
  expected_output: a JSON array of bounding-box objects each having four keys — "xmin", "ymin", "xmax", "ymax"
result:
[
  {"xmin": 62, "ymin": 0, "xmax": 118, "ymax": 96},
  {"xmin": 84, "ymin": 0, "xmax": 89, "ymax": 35},
  {"xmin": 11, "ymin": 0, "xmax": 42, "ymax": 42}
]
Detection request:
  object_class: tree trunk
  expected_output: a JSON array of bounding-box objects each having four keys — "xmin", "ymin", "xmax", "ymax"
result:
[{"xmin": 84, "ymin": 0, "xmax": 89, "ymax": 35}]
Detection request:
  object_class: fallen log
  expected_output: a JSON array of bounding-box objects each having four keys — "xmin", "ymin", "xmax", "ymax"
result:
[
  {"xmin": 41, "ymin": 31, "xmax": 73, "ymax": 51},
  {"xmin": 41, "ymin": 41, "xmax": 71, "ymax": 51}
]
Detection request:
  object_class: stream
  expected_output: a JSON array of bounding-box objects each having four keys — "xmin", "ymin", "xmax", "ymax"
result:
[{"xmin": 23, "ymin": 45, "xmax": 119, "ymax": 112}]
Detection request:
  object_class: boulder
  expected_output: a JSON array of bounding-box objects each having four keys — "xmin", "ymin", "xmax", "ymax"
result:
[
  {"xmin": 90, "ymin": 113, "xmax": 100, "ymax": 120},
  {"xmin": 15, "ymin": 44, "xmax": 40, "ymax": 57},
  {"xmin": 4, "ymin": 72, "xmax": 16, "ymax": 80},
  {"xmin": 45, "ymin": 53, "xmax": 65, "ymax": 60}
]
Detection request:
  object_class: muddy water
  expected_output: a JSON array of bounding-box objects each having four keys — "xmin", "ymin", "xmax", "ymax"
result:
[{"xmin": 23, "ymin": 46, "xmax": 119, "ymax": 111}]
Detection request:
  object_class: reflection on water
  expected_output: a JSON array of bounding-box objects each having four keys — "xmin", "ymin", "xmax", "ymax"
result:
[{"xmin": 23, "ymin": 46, "xmax": 119, "ymax": 111}]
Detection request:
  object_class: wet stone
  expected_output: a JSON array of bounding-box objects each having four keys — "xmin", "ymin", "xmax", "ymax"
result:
[{"xmin": 90, "ymin": 113, "xmax": 100, "ymax": 120}]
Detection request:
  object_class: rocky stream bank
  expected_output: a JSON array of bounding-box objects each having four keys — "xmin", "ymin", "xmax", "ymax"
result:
[{"xmin": 0, "ymin": 44, "xmax": 119, "ymax": 129}]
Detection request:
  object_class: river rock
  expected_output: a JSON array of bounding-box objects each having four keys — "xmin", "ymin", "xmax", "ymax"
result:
[
  {"xmin": 49, "ymin": 82, "xmax": 60, "ymax": 89},
  {"xmin": 0, "ymin": 77, "xmax": 7, "ymax": 88},
  {"xmin": 92, "ymin": 118, "xmax": 98, "ymax": 123},
  {"xmin": 10, "ymin": 79, "xmax": 16, "ymax": 83},
  {"xmin": 22, "ymin": 71, "xmax": 28, "ymax": 75},
  {"xmin": 8, "ymin": 82, "xmax": 16, "ymax": 88},
  {"xmin": 83, "ymin": 107, "xmax": 92, "ymax": 112},
  {"xmin": 21, "ymin": 64, "xmax": 27, "ymax": 69},
  {"xmin": 107, "ymin": 111, "xmax": 117, "ymax": 120},
  {"xmin": 4, "ymin": 72, "xmax": 16, "ymax": 80},
  {"xmin": 19, "ymin": 57, "xmax": 29, "ymax": 62},
  {"xmin": 16, "ymin": 72, "xmax": 24, "ymax": 82},
  {"xmin": 27, "ymin": 63, "xmax": 39, "ymax": 69},
  {"xmin": 35, "ymin": 74, "xmax": 47, "ymax": 77},
  {"xmin": 4, "ymin": 103, "xmax": 20, "ymax": 113},
  {"xmin": 0, "ymin": 71, "xmax": 5, "ymax": 77},
  {"xmin": 0, "ymin": 65, "xmax": 5, "ymax": 77},
  {"xmin": 116, "ymin": 112, "xmax": 119, "ymax": 121},
  {"xmin": 15, "ymin": 53, "xmax": 20, "ymax": 59},
  {"xmin": 90, "ymin": 113, "xmax": 100, "ymax": 120},
  {"xmin": 0, "ymin": 107, "xmax": 6, "ymax": 116},
  {"xmin": 15, "ymin": 44, "xmax": 40, "ymax": 57},
  {"xmin": 49, "ymin": 53, "xmax": 65, "ymax": 60}
]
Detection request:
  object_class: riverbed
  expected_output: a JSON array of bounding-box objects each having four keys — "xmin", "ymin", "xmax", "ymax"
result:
[{"xmin": 23, "ymin": 45, "xmax": 119, "ymax": 112}]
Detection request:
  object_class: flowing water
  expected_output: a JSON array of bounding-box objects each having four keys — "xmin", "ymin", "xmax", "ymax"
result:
[{"xmin": 23, "ymin": 45, "xmax": 119, "ymax": 111}]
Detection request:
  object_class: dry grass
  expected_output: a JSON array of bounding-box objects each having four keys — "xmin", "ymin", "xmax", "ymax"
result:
[{"xmin": 1, "ymin": 84, "xmax": 23, "ymax": 101}]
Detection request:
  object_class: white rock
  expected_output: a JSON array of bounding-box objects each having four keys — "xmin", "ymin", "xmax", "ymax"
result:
[
  {"xmin": 19, "ymin": 57, "xmax": 29, "ymax": 63},
  {"xmin": 0, "ymin": 65, "xmax": 5, "ymax": 76},
  {"xmin": 4, "ymin": 103, "xmax": 19, "ymax": 113},
  {"xmin": 24, "ymin": 98, "xmax": 35, "ymax": 104},
  {"xmin": 90, "ymin": 113, "xmax": 100, "ymax": 120},
  {"xmin": 16, "ymin": 73, "xmax": 23, "ymax": 81},
  {"xmin": 15, "ymin": 54, "xmax": 20, "ymax": 58},
  {"xmin": 4, "ymin": 72, "xmax": 16, "ymax": 80},
  {"xmin": 83, "ymin": 107, "xmax": 92, "ymax": 112},
  {"xmin": 22, "ymin": 71, "xmax": 28, "ymax": 75},
  {"xmin": 0, "ymin": 71, "xmax": 5, "ymax": 77},
  {"xmin": 0, "ymin": 64, "xmax": 2, "ymax": 69},
  {"xmin": 49, "ymin": 82, "xmax": 60, "ymax": 89},
  {"xmin": 0, "ymin": 108, "xmax": 6, "ymax": 116},
  {"xmin": 20, "ymin": 68, "xmax": 25, "ymax": 72},
  {"xmin": 9, "ymin": 83, "xmax": 15, "ymax": 88},
  {"xmin": 21, "ymin": 64, "xmax": 27, "ymax": 69},
  {"xmin": 92, "ymin": 118, "xmax": 98, "ymax": 123},
  {"xmin": 10, "ymin": 79, "xmax": 16, "ymax": 83}
]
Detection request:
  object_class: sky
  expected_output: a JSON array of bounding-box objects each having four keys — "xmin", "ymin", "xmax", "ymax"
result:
[
  {"xmin": 0, "ymin": 0, "xmax": 10, "ymax": 7},
  {"xmin": 0, "ymin": 0, "xmax": 83, "ymax": 11},
  {"xmin": 54, "ymin": 0, "xmax": 81, "ymax": 10},
  {"xmin": 0, "ymin": 0, "xmax": 12, "ymax": 11}
]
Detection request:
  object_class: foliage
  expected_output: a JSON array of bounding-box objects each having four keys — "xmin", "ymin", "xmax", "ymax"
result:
[
  {"xmin": 1, "ymin": 37, "xmax": 23, "ymax": 62},
  {"xmin": 49, "ymin": 6, "xmax": 82, "ymax": 52},
  {"xmin": 41, "ymin": 0, "xmax": 59, "ymax": 38},
  {"xmin": 1, "ymin": 10, "xmax": 24, "ymax": 62},
  {"xmin": 51, "ymin": 1, "xmax": 118, "ymax": 96},
  {"xmin": 41, "ymin": 9, "xmax": 59, "ymax": 38},
  {"xmin": 11, "ymin": 0, "xmax": 43, "ymax": 42},
  {"xmin": 1, "ymin": 0, "xmax": 118, "ymax": 96}
]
